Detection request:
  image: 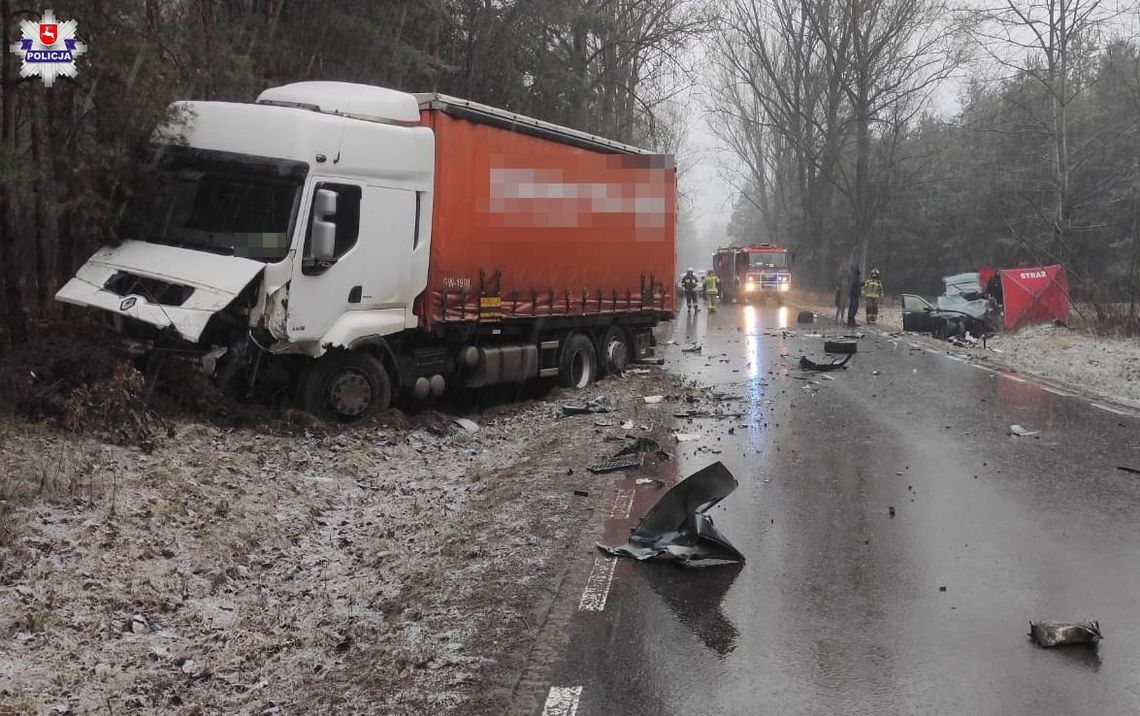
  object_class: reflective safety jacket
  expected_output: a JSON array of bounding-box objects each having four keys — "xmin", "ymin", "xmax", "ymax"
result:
[
  {"xmin": 862, "ymin": 278, "xmax": 884, "ymax": 299},
  {"xmin": 681, "ymin": 273, "xmax": 699, "ymax": 291},
  {"xmin": 704, "ymin": 273, "xmax": 720, "ymax": 292}
]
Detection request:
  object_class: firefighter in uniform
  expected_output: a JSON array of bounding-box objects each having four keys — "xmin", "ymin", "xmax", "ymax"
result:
[
  {"xmin": 681, "ymin": 268, "xmax": 700, "ymax": 312},
  {"xmin": 704, "ymin": 270, "xmax": 720, "ymax": 312},
  {"xmin": 862, "ymin": 268, "xmax": 884, "ymax": 324}
]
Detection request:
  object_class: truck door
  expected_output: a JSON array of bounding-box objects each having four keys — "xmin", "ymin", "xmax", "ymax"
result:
[{"xmin": 287, "ymin": 180, "xmax": 416, "ymax": 343}]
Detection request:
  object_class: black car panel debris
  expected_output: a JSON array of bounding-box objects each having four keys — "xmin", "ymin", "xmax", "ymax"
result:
[
  {"xmin": 597, "ymin": 461, "xmax": 744, "ymax": 567},
  {"xmin": 799, "ymin": 354, "xmax": 852, "ymax": 371}
]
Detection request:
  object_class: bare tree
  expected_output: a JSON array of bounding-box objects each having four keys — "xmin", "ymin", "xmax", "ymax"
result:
[{"xmin": 709, "ymin": 0, "xmax": 959, "ymax": 281}]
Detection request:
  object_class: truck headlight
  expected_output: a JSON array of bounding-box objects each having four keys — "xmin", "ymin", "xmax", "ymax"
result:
[
  {"xmin": 779, "ymin": 282, "xmax": 790, "ymax": 292},
  {"xmin": 745, "ymin": 282, "xmax": 756, "ymax": 292}
]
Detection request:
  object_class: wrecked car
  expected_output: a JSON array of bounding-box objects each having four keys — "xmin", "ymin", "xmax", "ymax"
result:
[{"xmin": 901, "ymin": 272, "xmax": 996, "ymax": 340}]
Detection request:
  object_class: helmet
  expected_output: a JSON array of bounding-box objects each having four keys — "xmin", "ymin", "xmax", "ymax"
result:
[
  {"xmin": 870, "ymin": 268, "xmax": 881, "ymax": 278},
  {"xmin": 687, "ymin": 267, "xmax": 694, "ymax": 273}
]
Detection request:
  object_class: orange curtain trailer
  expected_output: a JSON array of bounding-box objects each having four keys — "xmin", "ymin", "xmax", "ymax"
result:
[{"xmin": 416, "ymin": 97, "xmax": 677, "ymax": 327}]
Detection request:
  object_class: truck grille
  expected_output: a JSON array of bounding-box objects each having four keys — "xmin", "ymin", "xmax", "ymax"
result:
[{"xmin": 104, "ymin": 272, "xmax": 194, "ymax": 306}]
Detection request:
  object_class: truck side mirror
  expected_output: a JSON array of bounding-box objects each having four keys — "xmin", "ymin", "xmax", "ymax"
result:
[
  {"xmin": 310, "ymin": 189, "xmax": 338, "ymax": 260},
  {"xmin": 311, "ymin": 220, "xmax": 336, "ymax": 260}
]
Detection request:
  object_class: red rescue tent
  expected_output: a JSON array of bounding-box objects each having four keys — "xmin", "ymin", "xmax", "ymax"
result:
[{"xmin": 1000, "ymin": 264, "xmax": 1070, "ymax": 331}]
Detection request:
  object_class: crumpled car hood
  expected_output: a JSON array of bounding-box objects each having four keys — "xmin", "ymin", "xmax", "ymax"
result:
[{"xmin": 55, "ymin": 240, "xmax": 265, "ymax": 342}]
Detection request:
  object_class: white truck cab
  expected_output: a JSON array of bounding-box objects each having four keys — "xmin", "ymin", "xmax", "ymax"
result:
[{"xmin": 59, "ymin": 82, "xmax": 434, "ymax": 355}]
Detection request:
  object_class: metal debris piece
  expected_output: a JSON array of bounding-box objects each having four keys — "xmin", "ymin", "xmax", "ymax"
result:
[
  {"xmin": 597, "ymin": 461, "xmax": 744, "ymax": 566},
  {"xmin": 587, "ymin": 455, "xmax": 643, "ymax": 474},
  {"xmin": 682, "ymin": 344, "xmax": 703, "ymax": 353},
  {"xmin": 560, "ymin": 395, "xmax": 616, "ymax": 416},
  {"xmin": 452, "ymin": 417, "xmax": 480, "ymax": 433},
  {"xmin": 1009, "ymin": 424, "xmax": 1039, "ymax": 437},
  {"xmin": 1029, "ymin": 620, "xmax": 1102, "ymax": 648},
  {"xmin": 613, "ymin": 436, "xmax": 660, "ymax": 457},
  {"xmin": 635, "ymin": 478, "xmax": 665, "ymax": 488},
  {"xmin": 673, "ymin": 432, "xmax": 701, "ymax": 442},
  {"xmin": 621, "ymin": 419, "xmax": 634, "ymax": 430},
  {"xmin": 643, "ymin": 395, "xmax": 665, "ymax": 404},
  {"xmin": 799, "ymin": 354, "xmax": 852, "ymax": 372},
  {"xmin": 1117, "ymin": 465, "xmax": 1140, "ymax": 475},
  {"xmin": 673, "ymin": 411, "xmax": 744, "ymax": 419}
]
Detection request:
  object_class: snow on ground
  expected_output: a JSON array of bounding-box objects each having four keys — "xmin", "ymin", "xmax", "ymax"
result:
[
  {"xmin": 794, "ymin": 291, "xmax": 1140, "ymax": 407},
  {"xmin": 0, "ymin": 369, "xmax": 683, "ymax": 714}
]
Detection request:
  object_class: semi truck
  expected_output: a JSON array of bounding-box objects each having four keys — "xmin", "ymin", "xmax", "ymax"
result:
[
  {"xmin": 712, "ymin": 244, "xmax": 791, "ymax": 303},
  {"xmin": 55, "ymin": 82, "xmax": 677, "ymax": 420}
]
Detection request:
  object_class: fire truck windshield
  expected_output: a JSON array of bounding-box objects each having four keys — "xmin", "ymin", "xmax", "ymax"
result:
[{"xmin": 748, "ymin": 252, "xmax": 787, "ymax": 268}]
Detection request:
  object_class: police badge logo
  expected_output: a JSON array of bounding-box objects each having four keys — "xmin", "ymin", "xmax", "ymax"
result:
[{"xmin": 9, "ymin": 10, "xmax": 86, "ymax": 87}]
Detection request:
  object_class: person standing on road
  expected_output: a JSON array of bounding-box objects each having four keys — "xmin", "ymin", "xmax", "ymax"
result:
[
  {"xmin": 834, "ymin": 281, "xmax": 847, "ymax": 323},
  {"xmin": 704, "ymin": 270, "xmax": 720, "ymax": 312},
  {"xmin": 681, "ymin": 268, "xmax": 700, "ymax": 312},
  {"xmin": 862, "ymin": 268, "xmax": 884, "ymax": 324},
  {"xmin": 846, "ymin": 266, "xmax": 861, "ymax": 326}
]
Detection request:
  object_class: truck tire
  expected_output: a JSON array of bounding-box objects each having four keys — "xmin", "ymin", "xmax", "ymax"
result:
[
  {"xmin": 301, "ymin": 351, "xmax": 391, "ymax": 422},
  {"xmin": 599, "ymin": 325, "xmax": 631, "ymax": 376},
  {"xmin": 559, "ymin": 333, "xmax": 597, "ymax": 389}
]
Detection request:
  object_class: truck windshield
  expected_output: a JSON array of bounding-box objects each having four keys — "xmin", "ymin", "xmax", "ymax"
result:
[
  {"xmin": 122, "ymin": 146, "xmax": 308, "ymax": 262},
  {"xmin": 748, "ymin": 252, "xmax": 787, "ymax": 268}
]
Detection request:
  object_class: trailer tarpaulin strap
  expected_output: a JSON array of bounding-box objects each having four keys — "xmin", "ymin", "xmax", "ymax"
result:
[{"xmin": 1000, "ymin": 265, "xmax": 1070, "ymax": 331}]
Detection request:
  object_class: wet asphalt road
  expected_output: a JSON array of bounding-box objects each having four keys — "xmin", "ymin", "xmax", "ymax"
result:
[{"xmin": 536, "ymin": 303, "xmax": 1140, "ymax": 715}]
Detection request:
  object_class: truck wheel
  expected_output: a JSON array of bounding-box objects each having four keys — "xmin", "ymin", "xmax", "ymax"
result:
[
  {"xmin": 301, "ymin": 351, "xmax": 391, "ymax": 422},
  {"xmin": 558, "ymin": 333, "xmax": 597, "ymax": 389},
  {"xmin": 599, "ymin": 325, "xmax": 631, "ymax": 376}
]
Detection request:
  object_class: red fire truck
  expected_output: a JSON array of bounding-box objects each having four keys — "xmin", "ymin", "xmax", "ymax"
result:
[{"xmin": 713, "ymin": 244, "xmax": 792, "ymax": 303}]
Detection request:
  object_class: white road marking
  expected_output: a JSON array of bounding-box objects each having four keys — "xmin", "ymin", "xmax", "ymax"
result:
[
  {"xmin": 1091, "ymin": 402, "xmax": 1130, "ymax": 416},
  {"xmin": 1005, "ymin": 375, "xmax": 1027, "ymax": 383},
  {"xmin": 1042, "ymin": 386, "xmax": 1072, "ymax": 397},
  {"xmin": 542, "ymin": 686, "xmax": 583, "ymax": 716},
  {"xmin": 610, "ymin": 488, "xmax": 635, "ymax": 519},
  {"xmin": 579, "ymin": 556, "xmax": 617, "ymax": 612}
]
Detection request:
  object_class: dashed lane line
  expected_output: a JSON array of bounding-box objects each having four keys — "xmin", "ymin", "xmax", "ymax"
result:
[
  {"xmin": 578, "ymin": 556, "xmax": 617, "ymax": 612},
  {"xmin": 542, "ymin": 686, "xmax": 583, "ymax": 716},
  {"xmin": 609, "ymin": 488, "xmax": 635, "ymax": 519}
]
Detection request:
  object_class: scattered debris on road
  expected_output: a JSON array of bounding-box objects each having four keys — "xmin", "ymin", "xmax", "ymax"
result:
[
  {"xmin": 559, "ymin": 395, "xmax": 616, "ymax": 416},
  {"xmin": 587, "ymin": 455, "xmax": 643, "ymax": 474},
  {"xmin": 1009, "ymin": 424, "xmax": 1040, "ymax": 437},
  {"xmin": 673, "ymin": 410, "xmax": 744, "ymax": 419},
  {"xmin": 1117, "ymin": 465, "xmax": 1140, "ymax": 475},
  {"xmin": 635, "ymin": 477, "xmax": 665, "ymax": 488},
  {"xmin": 1029, "ymin": 620, "xmax": 1102, "ymax": 648},
  {"xmin": 643, "ymin": 395, "xmax": 665, "ymax": 404},
  {"xmin": 597, "ymin": 462, "xmax": 744, "ymax": 566},
  {"xmin": 673, "ymin": 432, "xmax": 701, "ymax": 442},
  {"xmin": 799, "ymin": 354, "xmax": 852, "ymax": 372},
  {"xmin": 682, "ymin": 344, "xmax": 703, "ymax": 353},
  {"xmin": 797, "ymin": 311, "xmax": 815, "ymax": 323}
]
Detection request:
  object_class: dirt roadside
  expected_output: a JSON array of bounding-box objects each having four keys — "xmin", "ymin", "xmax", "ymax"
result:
[
  {"xmin": 0, "ymin": 358, "xmax": 685, "ymax": 714},
  {"xmin": 792, "ymin": 290, "xmax": 1140, "ymax": 408}
]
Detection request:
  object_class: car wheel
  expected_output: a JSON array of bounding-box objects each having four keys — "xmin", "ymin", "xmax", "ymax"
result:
[
  {"xmin": 301, "ymin": 351, "xmax": 391, "ymax": 422},
  {"xmin": 558, "ymin": 333, "xmax": 597, "ymax": 389}
]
